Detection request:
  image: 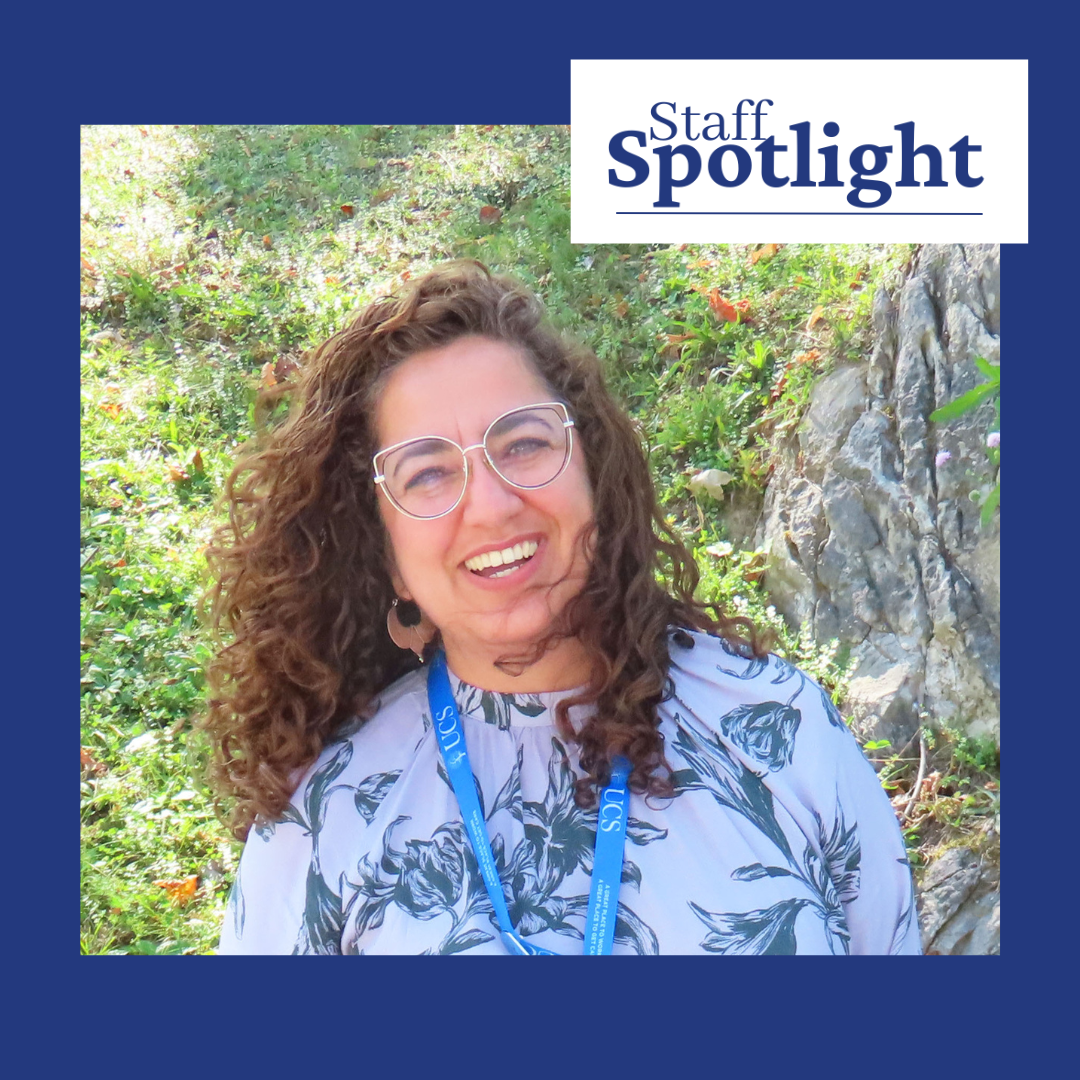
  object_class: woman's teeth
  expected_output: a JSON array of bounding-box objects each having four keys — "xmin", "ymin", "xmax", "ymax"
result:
[{"xmin": 465, "ymin": 540, "xmax": 538, "ymax": 577}]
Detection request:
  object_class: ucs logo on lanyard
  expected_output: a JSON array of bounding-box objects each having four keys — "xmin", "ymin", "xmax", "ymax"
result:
[{"xmin": 427, "ymin": 651, "xmax": 630, "ymax": 955}]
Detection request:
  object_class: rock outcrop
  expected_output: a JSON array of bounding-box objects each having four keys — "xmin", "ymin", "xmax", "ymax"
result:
[
  {"xmin": 916, "ymin": 842, "xmax": 1000, "ymax": 955},
  {"xmin": 758, "ymin": 244, "xmax": 1000, "ymax": 747}
]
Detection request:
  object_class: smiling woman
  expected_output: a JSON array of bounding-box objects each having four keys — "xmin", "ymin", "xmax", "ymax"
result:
[
  {"xmin": 203, "ymin": 260, "xmax": 920, "ymax": 955},
  {"xmin": 374, "ymin": 338, "xmax": 594, "ymax": 692}
]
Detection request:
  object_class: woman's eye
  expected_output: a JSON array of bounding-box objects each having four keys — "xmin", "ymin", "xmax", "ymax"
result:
[
  {"xmin": 403, "ymin": 465, "xmax": 455, "ymax": 491},
  {"xmin": 503, "ymin": 437, "xmax": 551, "ymax": 457}
]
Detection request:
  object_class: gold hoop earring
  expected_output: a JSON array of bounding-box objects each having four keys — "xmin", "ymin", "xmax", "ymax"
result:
[{"xmin": 387, "ymin": 598, "xmax": 436, "ymax": 662}]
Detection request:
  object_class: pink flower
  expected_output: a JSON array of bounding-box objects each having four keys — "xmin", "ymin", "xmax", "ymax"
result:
[
  {"xmin": 935, "ymin": 450, "xmax": 952, "ymax": 468},
  {"xmin": 987, "ymin": 431, "xmax": 1000, "ymax": 449}
]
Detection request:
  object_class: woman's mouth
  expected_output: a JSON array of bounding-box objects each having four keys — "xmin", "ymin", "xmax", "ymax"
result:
[{"xmin": 464, "ymin": 539, "xmax": 539, "ymax": 579}]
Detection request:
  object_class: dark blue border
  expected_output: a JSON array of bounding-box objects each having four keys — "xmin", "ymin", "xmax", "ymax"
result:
[{"xmin": 22, "ymin": 2, "xmax": 1061, "ymax": 1069}]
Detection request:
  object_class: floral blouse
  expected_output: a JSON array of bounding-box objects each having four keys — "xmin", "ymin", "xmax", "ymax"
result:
[{"xmin": 218, "ymin": 630, "xmax": 920, "ymax": 955}]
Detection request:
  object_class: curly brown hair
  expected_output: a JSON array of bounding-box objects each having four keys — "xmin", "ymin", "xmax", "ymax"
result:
[{"xmin": 201, "ymin": 260, "xmax": 766, "ymax": 839}]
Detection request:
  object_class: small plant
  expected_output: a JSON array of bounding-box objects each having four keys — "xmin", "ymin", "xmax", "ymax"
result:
[
  {"xmin": 862, "ymin": 719, "xmax": 999, "ymax": 870},
  {"xmin": 691, "ymin": 538, "xmax": 851, "ymax": 704},
  {"xmin": 930, "ymin": 356, "xmax": 1000, "ymax": 526}
]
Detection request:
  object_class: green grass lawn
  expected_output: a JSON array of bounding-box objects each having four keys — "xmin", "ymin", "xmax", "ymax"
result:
[{"xmin": 81, "ymin": 124, "xmax": 931, "ymax": 954}]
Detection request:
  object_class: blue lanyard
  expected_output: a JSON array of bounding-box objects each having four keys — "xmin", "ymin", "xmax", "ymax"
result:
[{"xmin": 427, "ymin": 651, "xmax": 630, "ymax": 955}]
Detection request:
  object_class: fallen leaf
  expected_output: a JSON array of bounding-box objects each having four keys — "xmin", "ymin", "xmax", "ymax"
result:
[
  {"xmin": 153, "ymin": 876, "xmax": 198, "ymax": 906},
  {"xmin": 707, "ymin": 289, "xmax": 739, "ymax": 322},
  {"xmin": 479, "ymin": 205, "xmax": 502, "ymax": 224},
  {"xmin": 260, "ymin": 361, "xmax": 277, "ymax": 388},
  {"xmin": 262, "ymin": 234, "xmax": 273, "ymax": 248},
  {"xmin": 662, "ymin": 332, "xmax": 695, "ymax": 358},
  {"xmin": 750, "ymin": 243, "xmax": 780, "ymax": 264},
  {"xmin": 615, "ymin": 300, "xmax": 630, "ymax": 318},
  {"xmin": 793, "ymin": 349, "xmax": 822, "ymax": 366},
  {"xmin": 324, "ymin": 275, "xmax": 341, "ymax": 285},
  {"xmin": 191, "ymin": 449, "xmax": 204, "ymax": 474},
  {"xmin": 274, "ymin": 354, "xmax": 300, "ymax": 381},
  {"xmin": 807, "ymin": 305, "xmax": 826, "ymax": 330},
  {"xmin": 168, "ymin": 465, "xmax": 190, "ymax": 483},
  {"xmin": 98, "ymin": 402, "xmax": 123, "ymax": 419},
  {"xmin": 340, "ymin": 204, "xmax": 354, "ymax": 216},
  {"xmin": 370, "ymin": 187, "xmax": 397, "ymax": 207},
  {"xmin": 205, "ymin": 282, "xmax": 219, "ymax": 291},
  {"xmin": 741, "ymin": 551, "xmax": 767, "ymax": 576}
]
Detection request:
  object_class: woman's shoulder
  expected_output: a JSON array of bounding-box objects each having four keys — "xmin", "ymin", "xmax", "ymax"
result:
[
  {"xmin": 667, "ymin": 626, "xmax": 799, "ymax": 684},
  {"xmin": 665, "ymin": 627, "xmax": 852, "ymax": 773},
  {"xmin": 368, "ymin": 665, "xmax": 432, "ymax": 726},
  {"xmin": 285, "ymin": 666, "xmax": 431, "ymax": 800}
]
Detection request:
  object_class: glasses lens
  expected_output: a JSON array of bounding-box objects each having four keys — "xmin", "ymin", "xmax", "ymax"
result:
[
  {"xmin": 380, "ymin": 437, "xmax": 466, "ymax": 518},
  {"xmin": 485, "ymin": 406, "xmax": 570, "ymax": 489}
]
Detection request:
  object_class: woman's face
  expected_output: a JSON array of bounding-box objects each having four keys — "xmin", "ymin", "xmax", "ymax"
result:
[{"xmin": 374, "ymin": 336, "xmax": 594, "ymax": 676}]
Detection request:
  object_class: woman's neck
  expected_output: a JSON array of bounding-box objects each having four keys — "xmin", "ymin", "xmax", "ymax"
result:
[{"xmin": 441, "ymin": 633, "xmax": 593, "ymax": 693}]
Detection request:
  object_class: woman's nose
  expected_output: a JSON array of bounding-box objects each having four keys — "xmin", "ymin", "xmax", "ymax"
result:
[{"xmin": 459, "ymin": 447, "xmax": 523, "ymax": 520}]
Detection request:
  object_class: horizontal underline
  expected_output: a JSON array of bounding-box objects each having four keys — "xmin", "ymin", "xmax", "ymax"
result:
[{"xmin": 615, "ymin": 211, "xmax": 983, "ymax": 216}]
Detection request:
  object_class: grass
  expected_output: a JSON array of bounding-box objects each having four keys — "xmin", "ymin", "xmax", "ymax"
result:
[{"xmin": 81, "ymin": 124, "xmax": 917, "ymax": 954}]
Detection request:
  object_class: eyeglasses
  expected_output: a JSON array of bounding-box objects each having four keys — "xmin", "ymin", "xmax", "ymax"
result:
[{"xmin": 373, "ymin": 402, "xmax": 575, "ymax": 520}]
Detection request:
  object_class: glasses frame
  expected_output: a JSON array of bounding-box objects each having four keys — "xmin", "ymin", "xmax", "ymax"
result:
[{"xmin": 373, "ymin": 401, "xmax": 576, "ymax": 520}]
